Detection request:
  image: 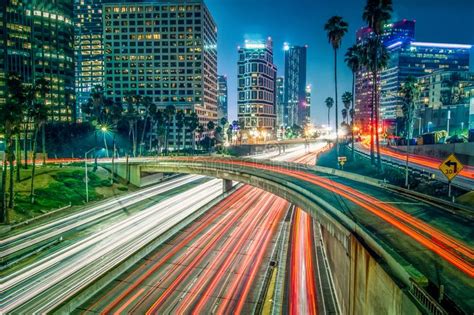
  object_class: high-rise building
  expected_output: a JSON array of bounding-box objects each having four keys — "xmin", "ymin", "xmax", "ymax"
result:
[
  {"xmin": 354, "ymin": 19, "xmax": 471, "ymax": 135},
  {"xmin": 283, "ymin": 43, "xmax": 308, "ymax": 127},
  {"xmin": 74, "ymin": 0, "xmax": 104, "ymax": 118},
  {"xmin": 102, "ymin": 1, "xmax": 218, "ymax": 148},
  {"xmin": 305, "ymin": 84, "xmax": 311, "ymax": 124},
  {"xmin": 237, "ymin": 38, "xmax": 277, "ymax": 135},
  {"xmin": 0, "ymin": 0, "xmax": 75, "ymax": 122},
  {"xmin": 355, "ymin": 20, "xmax": 415, "ymax": 132},
  {"xmin": 217, "ymin": 75, "xmax": 228, "ymax": 121},
  {"xmin": 276, "ymin": 76, "xmax": 285, "ymax": 127}
]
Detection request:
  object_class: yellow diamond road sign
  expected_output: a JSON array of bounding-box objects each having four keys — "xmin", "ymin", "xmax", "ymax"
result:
[{"xmin": 439, "ymin": 154, "xmax": 463, "ymax": 181}]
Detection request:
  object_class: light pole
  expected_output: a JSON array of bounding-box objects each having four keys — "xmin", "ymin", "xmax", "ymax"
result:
[
  {"xmin": 100, "ymin": 125, "xmax": 109, "ymax": 158},
  {"xmin": 446, "ymin": 109, "xmax": 451, "ymax": 138},
  {"xmin": 84, "ymin": 148, "xmax": 95, "ymax": 203}
]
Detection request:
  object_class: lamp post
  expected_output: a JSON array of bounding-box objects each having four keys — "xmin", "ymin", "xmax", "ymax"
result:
[
  {"xmin": 84, "ymin": 148, "xmax": 95, "ymax": 203},
  {"xmin": 100, "ymin": 125, "xmax": 109, "ymax": 158}
]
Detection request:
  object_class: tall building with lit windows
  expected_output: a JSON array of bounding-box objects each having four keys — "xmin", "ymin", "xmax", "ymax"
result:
[
  {"xmin": 0, "ymin": 0, "xmax": 75, "ymax": 121},
  {"xmin": 217, "ymin": 75, "xmax": 227, "ymax": 121},
  {"xmin": 354, "ymin": 19, "xmax": 471, "ymax": 134},
  {"xmin": 276, "ymin": 76, "xmax": 285, "ymax": 128},
  {"xmin": 237, "ymin": 38, "xmax": 277, "ymax": 136},
  {"xmin": 283, "ymin": 43, "xmax": 308, "ymax": 127},
  {"xmin": 74, "ymin": 0, "xmax": 104, "ymax": 118},
  {"xmin": 102, "ymin": 0, "xmax": 217, "ymax": 148}
]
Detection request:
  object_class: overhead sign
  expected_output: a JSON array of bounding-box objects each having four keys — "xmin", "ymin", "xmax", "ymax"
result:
[{"xmin": 439, "ymin": 154, "xmax": 463, "ymax": 181}]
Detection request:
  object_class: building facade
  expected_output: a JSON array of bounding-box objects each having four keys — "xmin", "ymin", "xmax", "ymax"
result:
[
  {"xmin": 355, "ymin": 20, "xmax": 415, "ymax": 133},
  {"xmin": 74, "ymin": 0, "xmax": 104, "ymax": 118},
  {"xmin": 305, "ymin": 84, "xmax": 311, "ymax": 124},
  {"xmin": 416, "ymin": 71, "xmax": 474, "ymax": 135},
  {"xmin": 283, "ymin": 44, "xmax": 308, "ymax": 127},
  {"xmin": 0, "ymin": 0, "xmax": 75, "ymax": 122},
  {"xmin": 237, "ymin": 38, "xmax": 277, "ymax": 135},
  {"xmin": 217, "ymin": 75, "xmax": 227, "ymax": 121},
  {"xmin": 102, "ymin": 0, "xmax": 218, "ymax": 147},
  {"xmin": 276, "ymin": 76, "xmax": 284, "ymax": 128}
]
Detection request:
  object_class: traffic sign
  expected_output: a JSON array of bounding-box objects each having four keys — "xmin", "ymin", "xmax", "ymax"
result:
[
  {"xmin": 439, "ymin": 154, "xmax": 463, "ymax": 181},
  {"xmin": 338, "ymin": 156, "xmax": 347, "ymax": 166}
]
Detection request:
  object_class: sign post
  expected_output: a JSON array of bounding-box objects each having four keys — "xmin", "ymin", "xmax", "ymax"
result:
[
  {"xmin": 439, "ymin": 154, "xmax": 463, "ymax": 199},
  {"xmin": 338, "ymin": 156, "xmax": 347, "ymax": 170}
]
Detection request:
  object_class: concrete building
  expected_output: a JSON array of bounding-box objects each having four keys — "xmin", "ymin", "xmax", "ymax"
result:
[
  {"xmin": 74, "ymin": 0, "xmax": 105, "ymax": 119},
  {"xmin": 0, "ymin": 0, "xmax": 75, "ymax": 122},
  {"xmin": 416, "ymin": 71, "xmax": 474, "ymax": 135},
  {"xmin": 217, "ymin": 75, "xmax": 227, "ymax": 121},
  {"xmin": 102, "ymin": 0, "xmax": 218, "ymax": 148},
  {"xmin": 237, "ymin": 38, "xmax": 277, "ymax": 137},
  {"xmin": 276, "ymin": 76, "xmax": 285, "ymax": 128},
  {"xmin": 283, "ymin": 43, "xmax": 308, "ymax": 127}
]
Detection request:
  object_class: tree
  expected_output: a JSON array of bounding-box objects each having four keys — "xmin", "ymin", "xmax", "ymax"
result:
[
  {"xmin": 164, "ymin": 105, "xmax": 176, "ymax": 153},
  {"xmin": 345, "ymin": 44, "xmax": 363, "ymax": 159},
  {"xmin": 196, "ymin": 124, "xmax": 204, "ymax": 149},
  {"xmin": 342, "ymin": 108, "xmax": 348, "ymax": 124},
  {"xmin": 399, "ymin": 76, "xmax": 419, "ymax": 140},
  {"xmin": 0, "ymin": 73, "xmax": 27, "ymax": 221},
  {"xmin": 324, "ymin": 16, "xmax": 349, "ymax": 166},
  {"xmin": 362, "ymin": 0, "xmax": 393, "ymax": 169},
  {"xmin": 152, "ymin": 109, "xmax": 166, "ymax": 153},
  {"xmin": 342, "ymin": 92, "xmax": 352, "ymax": 124},
  {"xmin": 139, "ymin": 96, "xmax": 153, "ymax": 156},
  {"xmin": 185, "ymin": 112, "xmax": 200, "ymax": 152},
  {"xmin": 175, "ymin": 110, "xmax": 185, "ymax": 151},
  {"xmin": 325, "ymin": 97, "xmax": 334, "ymax": 126},
  {"xmin": 124, "ymin": 92, "xmax": 141, "ymax": 157},
  {"xmin": 361, "ymin": 37, "xmax": 389, "ymax": 167}
]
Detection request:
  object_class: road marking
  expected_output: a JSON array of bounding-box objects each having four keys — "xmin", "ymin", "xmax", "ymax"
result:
[
  {"xmin": 114, "ymin": 287, "xmax": 145, "ymax": 314},
  {"xmin": 373, "ymin": 201, "xmax": 423, "ymax": 205}
]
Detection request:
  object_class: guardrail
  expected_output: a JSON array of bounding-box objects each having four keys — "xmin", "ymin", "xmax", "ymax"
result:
[{"xmin": 410, "ymin": 280, "xmax": 448, "ymax": 315}]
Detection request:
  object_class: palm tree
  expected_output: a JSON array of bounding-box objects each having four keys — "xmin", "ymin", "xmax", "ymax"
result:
[
  {"xmin": 207, "ymin": 121, "xmax": 215, "ymax": 152},
  {"xmin": 185, "ymin": 112, "xmax": 200, "ymax": 152},
  {"xmin": 345, "ymin": 44, "xmax": 363, "ymax": 159},
  {"xmin": 362, "ymin": 0, "xmax": 393, "ymax": 169},
  {"xmin": 399, "ymin": 76, "xmax": 419, "ymax": 140},
  {"xmin": 342, "ymin": 92, "xmax": 352, "ymax": 124},
  {"xmin": 196, "ymin": 124, "xmax": 204, "ymax": 150},
  {"xmin": 164, "ymin": 105, "xmax": 176, "ymax": 153},
  {"xmin": 175, "ymin": 110, "xmax": 185, "ymax": 151},
  {"xmin": 324, "ymin": 16, "xmax": 349, "ymax": 165},
  {"xmin": 325, "ymin": 97, "xmax": 334, "ymax": 126},
  {"xmin": 361, "ymin": 37, "xmax": 389, "ymax": 167},
  {"xmin": 342, "ymin": 108, "xmax": 348, "ymax": 124},
  {"xmin": 139, "ymin": 96, "xmax": 153, "ymax": 156}
]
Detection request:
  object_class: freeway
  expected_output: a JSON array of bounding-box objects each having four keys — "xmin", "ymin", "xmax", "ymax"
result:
[
  {"xmin": 0, "ymin": 174, "xmax": 209, "ymax": 262},
  {"xmin": 354, "ymin": 142, "xmax": 474, "ymax": 190},
  {"xmin": 78, "ymin": 185, "xmax": 289, "ymax": 314},
  {"xmin": 137, "ymin": 155, "xmax": 473, "ymax": 312},
  {"xmin": 0, "ymin": 179, "xmax": 225, "ymax": 313}
]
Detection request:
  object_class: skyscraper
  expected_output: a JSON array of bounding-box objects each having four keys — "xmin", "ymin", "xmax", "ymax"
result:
[
  {"xmin": 237, "ymin": 38, "xmax": 277, "ymax": 136},
  {"xmin": 283, "ymin": 43, "xmax": 308, "ymax": 127},
  {"xmin": 0, "ymin": 0, "xmax": 75, "ymax": 122},
  {"xmin": 305, "ymin": 84, "xmax": 311, "ymax": 124},
  {"xmin": 276, "ymin": 76, "xmax": 285, "ymax": 128},
  {"xmin": 102, "ymin": 1, "xmax": 218, "ymax": 147},
  {"xmin": 74, "ymin": 0, "xmax": 104, "ymax": 118},
  {"xmin": 217, "ymin": 75, "xmax": 228, "ymax": 121}
]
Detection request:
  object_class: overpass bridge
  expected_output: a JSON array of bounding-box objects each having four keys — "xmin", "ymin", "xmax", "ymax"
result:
[{"xmin": 113, "ymin": 156, "xmax": 473, "ymax": 314}]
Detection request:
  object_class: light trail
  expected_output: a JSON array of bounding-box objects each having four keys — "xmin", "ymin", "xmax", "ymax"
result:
[{"xmin": 170, "ymin": 157, "xmax": 473, "ymax": 277}]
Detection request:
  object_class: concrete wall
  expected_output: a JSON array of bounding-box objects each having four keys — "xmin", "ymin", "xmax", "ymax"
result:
[
  {"xmin": 321, "ymin": 225, "xmax": 421, "ymax": 315},
  {"xmin": 395, "ymin": 142, "xmax": 474, "ymax": 165}
]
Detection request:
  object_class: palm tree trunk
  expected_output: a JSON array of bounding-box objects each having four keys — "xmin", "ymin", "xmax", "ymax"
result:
[
  {"xmin": 370, "ymin": 73, "xmax": 375, "ymax": 165},
  {"xmin": 351, "ymin": 72, "xmax": 355, "ymax": 160},
  {"xmin": 16, "ymin": 134, "xmax": 21, "ymax": 182},
  {"xmin": 8, "ymin": 137, "xmax": 15, "ymax": 209},
  {"xmin": 23, "ymin": 119, "xmax": 29, "ymax": 169},
  {"xmin": 103, "ymin": 133, "xmax": 109, "ymax": 158},
  {"xmin": 41, "ymin": 124, "xmax": 46, "ymax": 165},
  {"xmin": 327, "ymin": 108, "xmax": 330, "ymax": 126},
  {"xmin": 30, "ymin": 127, "xmax": 39, "ymax": 204},
  {"xmin": 111, "ymin": 134, "xmax": 115, "ymax": 184},
  {"xmin": 334, "ymin": 48, "xmax": 340, "ymax": 166},
  {"xmin": 140, "ymin": 114, "xmax": 149, "ymax": 156},
  {"xmin": 374, "ymin": 70, "xmax": 382, "ymax": 170},
  {"xmin": 0, "ymin": 152, "xmax": 7, "ymax": 223},
  {"xmin": 94, "ymin": 130, "xmax": 98, "ymax": 171}
]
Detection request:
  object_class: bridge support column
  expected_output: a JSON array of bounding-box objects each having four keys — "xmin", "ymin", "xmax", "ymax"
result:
[{"xmin": 222, "ymin": 179, "xmax": 233, "ymax": 193}]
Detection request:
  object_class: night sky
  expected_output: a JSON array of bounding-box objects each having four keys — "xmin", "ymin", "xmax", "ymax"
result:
[{"xmin": 205, "ymin": 0, "xmax": 474, "ymax": 125}]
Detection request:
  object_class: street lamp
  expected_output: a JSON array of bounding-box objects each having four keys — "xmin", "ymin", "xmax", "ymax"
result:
[{"xmin": 99, "ymin": 125, "xmax": 110, "ymax": 158}]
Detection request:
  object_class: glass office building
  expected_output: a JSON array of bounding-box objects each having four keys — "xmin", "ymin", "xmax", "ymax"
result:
[
  {"xmin": 276, "ymin": 76, "xmax": 285, "ymax": 128},
  {"xmin": 217, "ymin": 75, "xmax": 227, "ymax": 121},
  {"xmin": 237, "ymin": 38, "xmax": 277, "ymax": 134},
  {"xmin": 0, "ymin": 0, "xmax": 75, "ymax": 122}
]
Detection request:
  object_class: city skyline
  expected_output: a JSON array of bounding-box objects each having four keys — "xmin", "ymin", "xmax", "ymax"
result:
[{"xmin": 206, "ymin": 0, "xmax": 474, "ymax": 125}]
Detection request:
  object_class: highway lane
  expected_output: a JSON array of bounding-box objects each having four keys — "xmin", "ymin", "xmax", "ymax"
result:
[
  {"xmin": 354, "ymin": 142, "xmax": 474, "ymax": 190},
  {"xmin": 0, "ymin": 175, "xmax": 208, "ymax": 261},
  {"xmin": 151, "ymin": 156, "xmax": 473, "ymax": 312},
  {"xmin": 76, "ymin": 184, "xmax": 290, "ymax": 314},
  {"xmin": 0, "ymin": 179, "xmax": 225, "ymax": 313}
]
